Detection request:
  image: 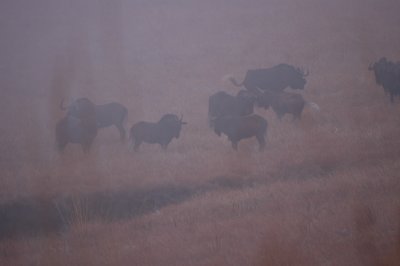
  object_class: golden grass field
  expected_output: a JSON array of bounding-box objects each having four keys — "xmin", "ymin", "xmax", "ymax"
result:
[{"xmin": 1, "ymin": 0, "xmax": 400, "ymax": 265}]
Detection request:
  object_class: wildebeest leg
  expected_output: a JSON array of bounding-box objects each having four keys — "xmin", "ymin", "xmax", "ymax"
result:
[
  {"xmin": 256, "ymin": 135, "xmax": 266, "ymax": 151},
  {"xmin": 115, "ymin": 124, "xmax": 126, "ymax": 141}
]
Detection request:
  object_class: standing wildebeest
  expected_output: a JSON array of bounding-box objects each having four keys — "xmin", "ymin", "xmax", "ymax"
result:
[
  {"xmin": 55, "ymin": 115, "xmax": 98, "ymax": 153},
  {"xmin": 208, "ymin": 90, "xmax": 256, "ymax": 127},
  {"xmin": 56, "ymin": 98, "xmax": 98, "ymax": 152},
  {"xmin": 129, "ymin": 114, "xmax": 187, "ymax": 151},
  {"xmin": 213, "ymin": 114, "xmax": 268, "ymax": 151},
  {"xmin": 257, "ymin": 90, "xmax": 319, "ymax": 120},
  {"xmin": 369, "ymin": 57, "xmax": 400, "ymax": 103},
  {"xmin": 227, "ymin": 64, "xmax": 309, "ymax": 93},
  {"xmin": 61, "ymin": 99, "xmax": 128, "ymax": 140}
]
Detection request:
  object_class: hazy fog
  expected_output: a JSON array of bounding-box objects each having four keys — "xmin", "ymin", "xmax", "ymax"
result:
[{"xmin": 1, "ymin": 0, "xmax": 400, "ymax": 173}]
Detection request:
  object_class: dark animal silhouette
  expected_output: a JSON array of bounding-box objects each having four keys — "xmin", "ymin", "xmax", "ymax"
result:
[
  {"xmin": 56, "ymin": 97, "xmax": 97, "ymax": 153},
  {"xmin": 94, "ymin": 103, "xmax": 127, "ymax": 140},
  {"xmin": 208, "ymin": 90, "xmax": 256, "ymax": 127},
  {"xmin": 212, "ymin": 114, "xmax": 268, "ymax": 151},
  {"xmin": 369, "ymin": 57, "xmax": 400, "ymax": 103},
  {"xmin": 129, "ymin": 114, "xmax": 187, "ymax": 151},
  {"xmin": 257, "ymin": 90, "xmax": 319, "ymax": 120},
  {"xmin": 55, "ymin": 115, "xmax": 97, "ymax": 153},
  {"xmin": 227, "ymin": 64, "xmax": 309, "ymax": 93},
  {"xmin": 61, "ymin": 99, "xmax": 128, "ymax": 140}
]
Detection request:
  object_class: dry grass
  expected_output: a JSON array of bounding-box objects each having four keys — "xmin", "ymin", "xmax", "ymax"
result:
[{"xmin": 1, "ymin": 0, "xmax": 400, "ymax": 265}]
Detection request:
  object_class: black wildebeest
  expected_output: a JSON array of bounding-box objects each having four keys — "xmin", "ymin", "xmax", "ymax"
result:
[
  {"xmin": 129, "ymin": 114, "xmax": 187, "ymax": 151},
  {"xmin": 227, "ymin": 64, "xmax": 309, "ymax": 93},
  {"xmin": 208, "ymin": 90, "xmax": 256, "ymax": 127},
  {"xmin": 56, "ymin": 98, "xmax": 98, "ymax": 153},
  {"xmin": 94, "ymin": 102, "xmax": 127, "ymax": 140},
  {"xmin": 369, "ymin": 57, "xmax": 400, "ymax": 103},
  {"xmin": 61, "ymin": 98, "xmax": 128, "ymax": 140},
  {"xmin": 55, "ymin": 115, "xmax": 98, "ymax": 153},
  {"xmin": 256, "ymin": 90, "xmax": 319, "ymax": 120},
  {"xmin": 213, "ymin": 114, "xmax": 268, "ymax": 151}
]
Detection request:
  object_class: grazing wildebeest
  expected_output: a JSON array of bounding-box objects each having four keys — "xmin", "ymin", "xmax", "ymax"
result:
[
  {"xmin": 227, "ymin": 64, "xmax": 309, "ymax": 93},
  {"xmin": 129, "ymin": 114, "xmax": 187, "ymax": 151},
  {"xmin": 213, "ymin": 114, "xmax": 268, "ymax": 151},
  {"xmin": 257, "ymin": 90, "xmax": 319, "ymax": 120},
  {"xmin": 369, "ymin": 57, "xmax": 400, "ymax": 103},
  {"xmin": 61, "ymin": 99, "xmax": 128, "ymax": 140},
  {"xmin": 55, "ymin": 115, "xmax": 98, "ymax": 153},
  {"xmin": 208, "ymin": 90, "xmax": 256, "ymax": 127}
]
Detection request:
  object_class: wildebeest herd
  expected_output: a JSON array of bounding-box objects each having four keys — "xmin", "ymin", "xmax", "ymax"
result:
[
  {"xmin": 56, "ymin": 59, "xmax": 398, "ymax": 153},
  {"xmin": 56, "ymin": 97, "xmax": 188, "ymax": 153}
]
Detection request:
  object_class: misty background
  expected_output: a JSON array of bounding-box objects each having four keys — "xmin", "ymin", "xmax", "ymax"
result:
[{"xmin": 1, "ymin": 0, "xmax": 400, "ymax": 189}]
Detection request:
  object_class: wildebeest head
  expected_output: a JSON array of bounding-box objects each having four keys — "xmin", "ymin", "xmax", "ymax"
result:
[
  {"xmin": 158, "ymin": 114, "xmax": 187, "ymax": 138},
  {"xmin": 369, "ymin": 57, "xmax": 389, "ymax": 85},
  {"xmin": 368, "ymin": 57, "xmax": 400, "ymax": 103},
  {"xmin": 289, "ymin": 67, "xmax": 309, "ymax": 90}
]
